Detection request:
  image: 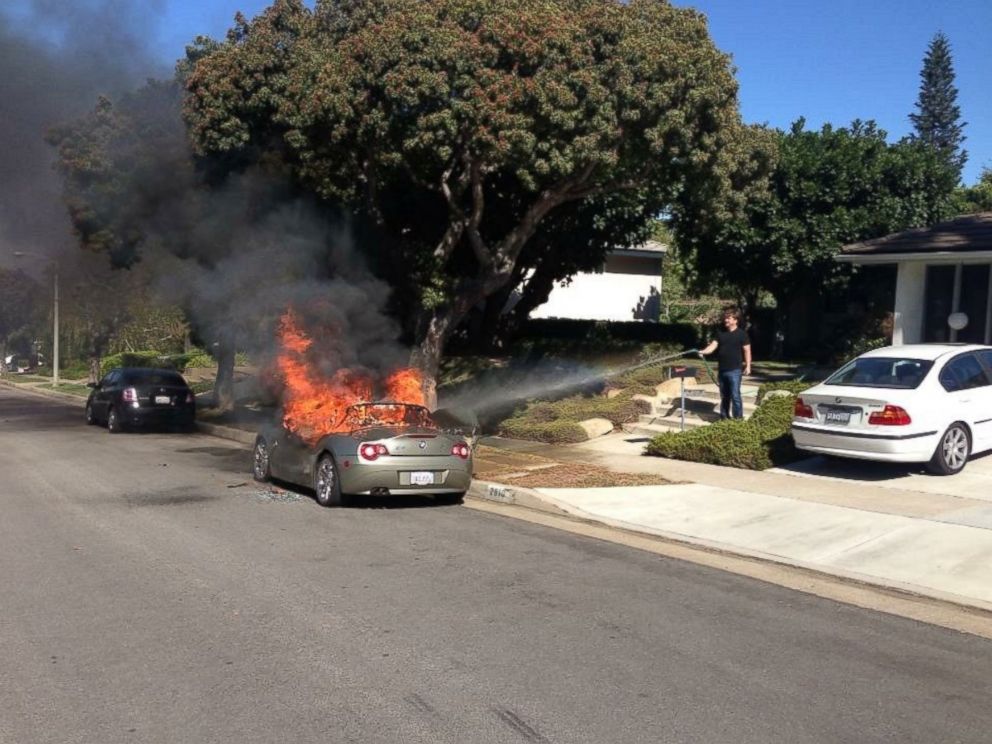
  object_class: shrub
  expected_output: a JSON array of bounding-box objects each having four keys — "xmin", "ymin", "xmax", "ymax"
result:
[
  {"xmin": 756, "ymin": 380, "xmax": 813, "ymax": 404},
  {"xmin": 100, "ymin": 351, "xmax": 166, "ymax": 377},
  {"xmin": 60, "ymin": 360, "xmax": 91, "ymax": 380},
  {"xmin": 500, "ymin": 419, "xmax": 589, "ymax": 444},
  {"xmin": 497, "ymin": 391, "xmax": 651, "ymax": 442},
  {"xmin": 179, "ymin": 349, "xmax": 217, "ymax": 369},
  {"xmin": 646, "ymin": 393, "xmax": 800, "ymax": 470}
]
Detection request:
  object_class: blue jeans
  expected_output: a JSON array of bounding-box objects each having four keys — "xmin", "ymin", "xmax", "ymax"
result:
[{"xmin": 718, "ymin": 369, "xmax": 743, "ymax": 419}]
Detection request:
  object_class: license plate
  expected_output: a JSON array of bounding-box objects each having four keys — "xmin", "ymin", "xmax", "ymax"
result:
[
  {"xmin": 154, "ymin": 395, "xmax": 171, "ymax": 405},
  {"xmin": 410, "ymin": 471, "xmax": 434, "ymax": 486},
  {"xmin": 824, "ymin": 410, "xmax": 851, "ymax": 425}
]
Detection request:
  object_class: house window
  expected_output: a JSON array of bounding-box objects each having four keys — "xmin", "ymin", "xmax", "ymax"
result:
[{"xmin": 923, "ymin": 264, "xmax": 992, "ymax": 343}]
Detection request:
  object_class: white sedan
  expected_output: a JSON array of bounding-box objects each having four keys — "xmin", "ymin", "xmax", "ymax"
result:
[{"xmin": 791, "ymin": 344, "xmax": 992, "ymax": 475}]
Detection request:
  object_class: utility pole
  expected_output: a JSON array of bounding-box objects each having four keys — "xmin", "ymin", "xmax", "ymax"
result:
[{"xmin": 53, "ymin": 263, "xmax": 59, "ymax": 389}]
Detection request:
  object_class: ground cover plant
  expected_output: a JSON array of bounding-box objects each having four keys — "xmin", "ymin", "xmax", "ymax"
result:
[
  {"xmin": 499, "ymin": 392, "xmax": 652, "ymax": 444},
  {"xmin": 645, "ymin": 394, "xmax": 799, "ymax": 470}
]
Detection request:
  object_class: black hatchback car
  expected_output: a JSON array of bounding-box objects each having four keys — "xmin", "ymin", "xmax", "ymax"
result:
[{"xmin": 85, "ymin": 367, "xmax": 196, "ymax": 433}]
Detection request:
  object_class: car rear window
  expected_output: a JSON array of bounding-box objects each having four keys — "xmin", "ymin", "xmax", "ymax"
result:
[
  {"xmin": 123, "ymin": 370, "xmax": 186, "ymax": 386},
  {"xmin": 825, "ymin": 357, "xmax": 933, "ymax": 389}
]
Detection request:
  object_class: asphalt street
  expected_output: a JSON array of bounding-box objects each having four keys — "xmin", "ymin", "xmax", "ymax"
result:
[{"xmin": 2, "ymin": 388, "xmax": 992, "ymax": 744}]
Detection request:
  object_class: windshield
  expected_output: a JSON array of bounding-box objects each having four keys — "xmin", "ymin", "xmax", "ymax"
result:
[
  {"xmin": 123, "ymin": 370, "xmax": 186, "ymax": 386},
  {"xmin": 825, "ymin": 357, "xmax": 933, "ymax": 389}
]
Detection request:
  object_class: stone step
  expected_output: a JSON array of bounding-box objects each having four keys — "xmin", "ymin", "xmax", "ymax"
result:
[
  {"xmin": 636, "ymin": 395, "xmax": 758, "ymax": 417},
  {"xmin": 623, "ymin": 418, "xmax": 709, "ymax": 436}
]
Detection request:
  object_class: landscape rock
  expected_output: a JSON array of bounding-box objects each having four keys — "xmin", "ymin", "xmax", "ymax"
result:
[{"xmin": 577, "ymin": 417, "xmax": 614, "ymax": 439}]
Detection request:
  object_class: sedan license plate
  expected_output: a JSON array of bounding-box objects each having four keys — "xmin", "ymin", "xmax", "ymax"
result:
[
  {"xmin": 410, "ymin": 471, "xmax": 435, "ymax": 486},
  {"xmin": 824, "ymin": 409, "xmax": 851, "ymax": 425},
  {"xmin": 154, "ymin": 395, "xmax": 171, "ymax": 405}
]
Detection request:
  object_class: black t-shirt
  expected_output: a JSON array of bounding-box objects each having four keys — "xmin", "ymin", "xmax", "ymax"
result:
[{"xmin": 714, "ymin": 328, "xmax": 750, "ymax": 371}]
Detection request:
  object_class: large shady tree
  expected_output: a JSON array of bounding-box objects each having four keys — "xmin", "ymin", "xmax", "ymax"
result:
[{"xmin": 184, "ymin": 0, "xmax": 753, "ymax": 403}]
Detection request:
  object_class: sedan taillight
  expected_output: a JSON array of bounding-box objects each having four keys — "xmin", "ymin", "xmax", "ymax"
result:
[
  {"xmin": 451, "ymin": 442, "xmax": 471, "ymax": 459},
  {"xmin": 185, "ymin": 392, "xmax": 195, "ymax": 404},
  {"xmin": 359, "ymin": 443, "xmax": 389, "ymax": 461},
  {"xmin": 122, "ymin": 387, "xmax": 138, "ymax": 403},
  {"xmin": 793, "ymin": 397, "xmax": 814, "ymax": 419},
  {"xmin": 869, "ymin": 405, "xmax": 912, "ymax": 426}
]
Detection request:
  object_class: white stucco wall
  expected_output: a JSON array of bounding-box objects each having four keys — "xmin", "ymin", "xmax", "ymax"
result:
[
  {"xmin": 530, "ymin": 271, "xmax": 662, "ymax": 322},
  {"xmin": 892, "ymin": 262, "xmax": 926, "ymax": 344}
]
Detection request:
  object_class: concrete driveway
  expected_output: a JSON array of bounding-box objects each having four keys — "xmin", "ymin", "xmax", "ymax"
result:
[{"xmin": 771, "ymin": 452, "xmax": 992, "ymax": 502}]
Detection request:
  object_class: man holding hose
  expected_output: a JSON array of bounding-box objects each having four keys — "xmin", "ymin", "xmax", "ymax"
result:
[{"xmin": 699, "ymin": 307, "xmax": 752, "ymax": 419}]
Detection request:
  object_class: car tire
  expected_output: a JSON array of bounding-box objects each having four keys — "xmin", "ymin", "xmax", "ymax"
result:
[
  {"xmin": 314, "ymin": 454, "xmax": 345, "ymax": 507},
  {"xmin": 252, "ymin": 437, "xmax": 272, "ymax": 483},
  {"xmin": 85, "ymin": 402, "xmax": 96, "ymax": 425},
  {"xmin": 927, "ymin": 423, "xmax": 971, "ymax": 475},
  {"xmin": 107, "ymin": 407, "xmax": 124, "ymax": 434}
]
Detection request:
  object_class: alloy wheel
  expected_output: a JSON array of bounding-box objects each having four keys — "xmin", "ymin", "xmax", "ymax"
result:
[
  {"xmin": 252, "ymin": 439, "xmax": 270, "ymax": 482},
  {"xmin": 942, "ymin": 427, "xmax": 969, "ymax": 471}
]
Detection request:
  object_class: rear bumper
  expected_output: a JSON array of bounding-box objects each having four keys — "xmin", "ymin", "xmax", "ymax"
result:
[
  {"xmin": 121, "ymin": 404, "xmax": 195, "ymax": 428},
  {"xmin": 792, "ymin": 423, "xmax": 938, "ymax": 462},
  {"xmin": 338, "ymin": 457, "xmax": 473, "ymax": 495}
]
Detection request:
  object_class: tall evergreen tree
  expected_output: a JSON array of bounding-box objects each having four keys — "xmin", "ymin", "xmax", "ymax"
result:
[{"xmin": 910, "ymin": 32, "xmax": 967, "ymax": 182}]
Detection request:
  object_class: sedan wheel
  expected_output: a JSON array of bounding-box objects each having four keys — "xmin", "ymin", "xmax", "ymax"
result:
[
  {"xmin": 252, "ymin": 438, "xmax": 271, "ymax": 482},
  {"xmin": 107, "ymin": 407, "xmax": 123, "ymax": 434},
  {"xmin": 928, "ymin": 423, "xmax": 971, "ymax": 475},
  {"xmin": 314, "ymin": 454, "xmax": 344, "ymax": 507}
]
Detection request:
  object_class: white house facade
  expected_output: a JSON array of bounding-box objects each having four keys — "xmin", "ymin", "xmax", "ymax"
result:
[
  {"xmin": 530, "ymin": 240, "xmax": 667, "ymax": 322},
  {"xmin": 837, "ymin": 213, "xmax": 992, "ymax": 345}
]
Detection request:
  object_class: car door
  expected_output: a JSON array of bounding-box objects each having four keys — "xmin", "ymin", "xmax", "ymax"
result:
[
  {"xmin": 972, "ymin": 349, "xmax": 992, "ymax": 453},
  {"xmin": 938, "ymin": 353, "xmax": 992, "ymax": 452},
  {"xmin": 93, "ymin": 370, "xmax": 118, "ymax": 421}
]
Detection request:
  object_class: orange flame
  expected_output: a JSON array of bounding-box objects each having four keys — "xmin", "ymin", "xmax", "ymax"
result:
[
  {"xmin": 276, "ymin": 310, "xmax": 429, "ymax": 443},
  {"xmin": 385, "ymin": 368, "xmax": 426, "ymax": 407}
]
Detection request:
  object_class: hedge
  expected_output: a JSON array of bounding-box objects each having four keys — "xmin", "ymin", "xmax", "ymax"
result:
[
  {"xmin": 755, "ymin": 380, "xmax": 813, "ymax": 405},
  {"xmin": 645, "ymin": 394, "xmax": 800, "ymax": 470},
  {"xmin": 99, "ymin": 351, "xmax": 168, "ymax": 377},
  {"xmin": 516, "ymin": 318, "xmax": 699, "ymax": 349}
]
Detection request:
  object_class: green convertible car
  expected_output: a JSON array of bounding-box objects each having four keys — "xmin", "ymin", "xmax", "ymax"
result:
[{"xmin": 252, "ymin": 403, "xmax": 475, "ymax": 507}]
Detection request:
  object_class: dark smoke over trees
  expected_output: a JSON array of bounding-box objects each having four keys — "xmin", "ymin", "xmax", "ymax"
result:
[
  {"xmin": 0, "ymin": 0, "xmax": 164, "ymax": 266},
  {"xmin": 181, "ymin": 0, "xmax": 761, "ymax": 406},
  {"xmin": 48, "ymin": 78, "xmax": 404, "ymax": 411}
]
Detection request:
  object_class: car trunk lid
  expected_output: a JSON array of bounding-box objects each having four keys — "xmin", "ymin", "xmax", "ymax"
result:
[{"xmin": 797, "ymin": 386, "xmax": 916, "ymax": 432}]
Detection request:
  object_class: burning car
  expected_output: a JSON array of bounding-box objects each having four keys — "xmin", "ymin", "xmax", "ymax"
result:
[{"xmin": 252, "ymin": 402, "xmax": 474, "ymax": 506}]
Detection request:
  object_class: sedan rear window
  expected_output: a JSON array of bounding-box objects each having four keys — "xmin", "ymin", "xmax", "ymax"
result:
[
  {"xmin": 825, "ymin": 357, "xmax": 933, "ymax": 389},
  {"xmin": 123, "ymin": 370, "xmax": 186, "ymax": 386}
]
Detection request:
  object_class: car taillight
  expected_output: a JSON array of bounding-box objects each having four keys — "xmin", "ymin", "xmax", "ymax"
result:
[
  {"xmin": 451, "ymin": 443, "xmax": 471, "ymax": 459},
  {"xmin": 359, "ymin": 443, "xmax": 389, "ymax": 461},
  {"xmin": 869, "ymin": 405, "xmax": 912, "ymax": 426},
  {"xmin": 122, "ymin": 387, "xmax": 138, "ymax": 403},
  {"xmin": 185, "ymin": 392, "xmax": 195, "ymax": 404},
  {"xmin": 793, "ymin": 397, "xmax": 814, "ymax": 419}
]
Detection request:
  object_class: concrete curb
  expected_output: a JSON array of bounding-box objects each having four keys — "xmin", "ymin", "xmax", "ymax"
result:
[
  {"xmin": 195, "ymin": 421, "xmax": 256, "ymax": 445},
  {"xmin": 0, "ymin": 379, "xmax": 87, "ymax": 407}
]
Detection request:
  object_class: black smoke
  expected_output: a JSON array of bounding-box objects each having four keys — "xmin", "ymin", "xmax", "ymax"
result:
[{"xmin": 0, "ymin": 0, "xmax": 167, "ymax": 267}]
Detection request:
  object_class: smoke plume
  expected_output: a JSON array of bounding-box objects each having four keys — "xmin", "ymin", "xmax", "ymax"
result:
[{"xmin": 0, "ymin": 0, "xmax": 166, "ymax": 268}]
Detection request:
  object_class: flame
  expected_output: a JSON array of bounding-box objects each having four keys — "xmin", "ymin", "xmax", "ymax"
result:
[
  {"xmin": 276, "ymin": 310, "xmax": 430, "ymax": 443},
  {"xmin": 385, "ymin": 368, "xmax": 426, "ymax": 407}
]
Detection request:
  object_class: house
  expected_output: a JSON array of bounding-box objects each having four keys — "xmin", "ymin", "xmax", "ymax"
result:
[
  {"xmin": 530, "ymin": 240, "xmax": 667, "ymax": 322},
  {"xmin": 837, "ymin": 213, "xmax": 992, "ymax": 345}
]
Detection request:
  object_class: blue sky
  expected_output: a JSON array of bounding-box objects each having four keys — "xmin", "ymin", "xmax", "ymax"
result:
[{"xmin": 153, "ymin": 0, "xmax": 992, "ymax": 184}]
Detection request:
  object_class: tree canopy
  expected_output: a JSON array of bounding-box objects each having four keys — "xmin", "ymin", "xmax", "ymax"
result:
[
  {"xmin": 686, "ymin": 119, "xmax": 954, "ymax": 314},
  {"xmin": 183, "ymin": 0, "xmax": 755, "ymax": 397}
]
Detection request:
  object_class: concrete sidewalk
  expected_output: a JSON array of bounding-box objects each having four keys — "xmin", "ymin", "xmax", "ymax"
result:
[{"xmin": 483, "ymin": 433, "xmax": 992, "ymax": 613}]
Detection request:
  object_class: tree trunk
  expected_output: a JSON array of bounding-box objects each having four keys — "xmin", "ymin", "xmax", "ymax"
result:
[
  {"xmin": 411, "ymin": 314, "xmax": 450, "ymax": 411},
  {"xmin": 89, "ymin": 356, "xmax": 101, "ymax": 384},
  {"xmin": 214, "ymin": 338, "xmax": 236, "ymax": 412}
]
